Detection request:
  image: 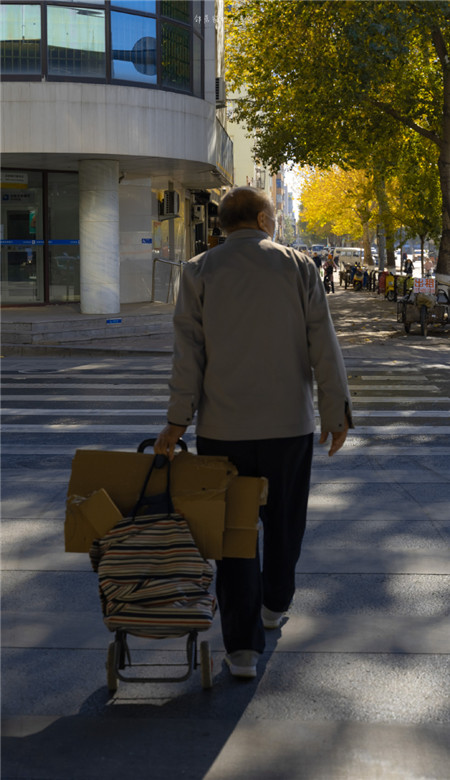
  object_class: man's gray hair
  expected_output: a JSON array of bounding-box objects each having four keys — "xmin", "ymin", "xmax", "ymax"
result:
[{"xmin": 218, "ymin": 186, "xmax": 274, "ymax": 232}]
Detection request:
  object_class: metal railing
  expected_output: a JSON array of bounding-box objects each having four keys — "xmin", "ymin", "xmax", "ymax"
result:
[{"xmin": 151, "ymin": 257, "xmax": 186, "ymax": 304}]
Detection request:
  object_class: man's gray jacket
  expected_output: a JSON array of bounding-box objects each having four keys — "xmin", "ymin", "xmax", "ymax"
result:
[{"xmin": 168, "ymin": 229, "xmax": 353, "ymax": 440}]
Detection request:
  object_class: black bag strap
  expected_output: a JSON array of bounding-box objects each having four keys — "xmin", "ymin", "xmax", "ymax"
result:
[{"xmin": 131, "ymin": 454, "xmax": 174, "ymax": 520}]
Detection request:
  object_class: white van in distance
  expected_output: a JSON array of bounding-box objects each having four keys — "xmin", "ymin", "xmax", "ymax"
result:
[{"xmin": 333, "ymin": 247, "xmax": 364, "ymax": 271}]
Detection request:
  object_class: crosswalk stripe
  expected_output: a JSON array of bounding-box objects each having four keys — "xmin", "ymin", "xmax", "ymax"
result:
[
  {"xmin": 353, "ymin": 410, "xmax": 450, "ymax": 417},
  {"xmin": 348, "ymin": 385, "xmax": 440, "ymax": 391},
  {"xmin": 0, "ymin": 383, "xmax": 169, "ymax": 391},
  {"xmin": 1, "ymin": 409, "xmax": 168, "ymax": 416},
  {"xmin": 0, "ymin": 380, "xmax": 433, "ymax": 388},
  {"xmin": 347, "ymin": 372, "xmax": 422, "ymax": 378},
  {"xmin": 3, "ymin": 373, "xmax": 171, "ymax": 380},
  {"xmin": 350, "ymin": 426, "xmax": 450, "ymax": 434},
  {"xmin": 1, "ymin": 424, "xmax": 181, "ymax": 433},
  {"xmin": 3, "ymin": 444, "xmax": 450, "ymax": 455},
  {"xmin": 2, "ymin": 408, "xmax": 449, "ymax": 418},
  {"xmin": 350, "ymin": 398, "xmax": 450, "ymax": 403},
  {"xmin": 2, "ymin": 395, "xmax": 447, "ymax": 406},
  {"xmin": 2, "ymin": 424, "xmax": 450, "ymax": 434},
  {"xmin": 1, "ymin": 396, "xmax": 170, "ymax": 402}
]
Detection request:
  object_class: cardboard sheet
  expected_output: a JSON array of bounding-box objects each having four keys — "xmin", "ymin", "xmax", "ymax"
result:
[{"xmin": 65, "ymin": 449, "xmax": 268, "ymax": 559}]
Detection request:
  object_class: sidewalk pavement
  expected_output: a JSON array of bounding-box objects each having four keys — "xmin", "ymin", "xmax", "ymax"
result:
[
  {"xmin": 1, "ymin": 284, "xmax": 450, "ymax": 779},
  {"xmin": 0, "ymin": 300, "xmax": 176, "ymax": 357},
  {"xmin": 2, "ymin": 282, "xmax": 450, "ymax": 360}
]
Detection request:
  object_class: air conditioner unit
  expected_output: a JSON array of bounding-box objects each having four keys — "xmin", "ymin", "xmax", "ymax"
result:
[
  {"xmin": 215, "ymin": 76, "xmax": 226, "ymax": 108},
  {"xmin": 159, "ymin": 190, "xmax": 180, "ymax": 218}
]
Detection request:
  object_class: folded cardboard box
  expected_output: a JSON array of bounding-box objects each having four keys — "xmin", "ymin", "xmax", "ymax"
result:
[
  {"xmin": 65, "ymin": 489, "xmax": 123, "ymax": 553},
  {"xmin": 65, "ymin": 449, "xmax": 267, "ymax": 559},
  {"xmin": 223, "ymin": 476, "xmax": 268, "ymax": 558}
]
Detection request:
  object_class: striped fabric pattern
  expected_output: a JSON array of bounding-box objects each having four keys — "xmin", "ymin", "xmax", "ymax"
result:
[{"xmin": 90, "ymin": 512, "xmax": 216, "ymax": 638}]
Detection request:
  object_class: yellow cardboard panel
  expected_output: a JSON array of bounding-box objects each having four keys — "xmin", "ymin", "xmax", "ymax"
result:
[
  {"xmin": 222, "ymin": 528, "xmax": 258, "ymax": 558},
  {"xmin": 65, "ymin": 489, "xmax": 122, "ymax": 552}
]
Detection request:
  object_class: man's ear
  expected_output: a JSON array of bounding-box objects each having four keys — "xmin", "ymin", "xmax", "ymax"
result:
[{"xmin": 257, "ymin": 211, "xmax": 269, "ymax": 232}]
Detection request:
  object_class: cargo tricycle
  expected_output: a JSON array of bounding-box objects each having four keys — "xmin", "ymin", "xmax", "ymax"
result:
[{"xmin": 397, "ymin": 286, "xmax": 450, "ymax": 336}]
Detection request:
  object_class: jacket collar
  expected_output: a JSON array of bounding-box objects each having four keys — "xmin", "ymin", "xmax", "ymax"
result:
[{"xmin": 225, "ymin": 229, "xmax": 269, "ymax": 242}]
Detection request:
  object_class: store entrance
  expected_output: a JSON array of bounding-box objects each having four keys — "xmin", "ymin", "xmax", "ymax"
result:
[
  {"xmin": 1, "ymin": 171, "xmax": 44, "ymax": 303},
  {"xmin": 1, "ymin": 170, "xmax": 80, "ymax": 305}
]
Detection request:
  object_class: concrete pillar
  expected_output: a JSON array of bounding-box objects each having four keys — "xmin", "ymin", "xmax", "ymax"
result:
[{"xmin": 79, "ymin": 159, "xmax": 120, "ymax": 313}]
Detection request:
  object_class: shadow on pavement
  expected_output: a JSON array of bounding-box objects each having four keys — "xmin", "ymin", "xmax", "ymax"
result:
[{"xmin": 2, "ymin": 649, "xmax": 276, "ymax": 780}]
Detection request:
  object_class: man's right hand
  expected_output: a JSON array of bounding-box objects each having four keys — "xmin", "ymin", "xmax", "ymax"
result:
[
  {"xmin": 319, "ymin": 418, "xmax": 349, "ymax": 456},
  {"xmin": 154, "ymin": 423, "xmax": 187, "ymax": 461}
]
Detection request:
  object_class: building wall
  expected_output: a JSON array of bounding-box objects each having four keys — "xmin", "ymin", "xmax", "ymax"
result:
[
  {"xmin": 228, "ymin": 118, "xmax": 256, "ymax": 187},
  {"xmin": 1, "ymin": 82, "xmax": 216, "ymax": 165},
  {"xmin": 227, "ymin": 93, "xmax": 272, "ymax": 214},
  {"xmin": 1, "ymin": 0, "xmax": 233, "ymax": 309},
  {"xmin": 118, "ymin": 178, "xmax": 154, "ymax": 304}
]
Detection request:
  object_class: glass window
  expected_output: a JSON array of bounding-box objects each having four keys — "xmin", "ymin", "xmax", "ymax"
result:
[
  {"xmin": 48, "ymin": 173, "xmax": 79, "ymax": 302},
  {"xmin": 111, "ymin": 1, "xmax": 156, "ymax": 14},
  {"xmin": 161, "ymin": 1, "xmax": 190, "ymax": 23},
  {"xmin": 161, "ymin": 22, "xmax": 190, "ymax": 91},
  {"xmin": 47, "ymin": 5, "xmax": 105, "ymax": 78},
  {"xmin": 1, "ymin": 1, "xmax": 203, "ymax": 98},
  {"xmin": 0, "ymin": 4, "xmax": 41, "ymax": 75},
  {"xmin": 111, "ymin": 11, "xmax": 157, "ymax": 84}
]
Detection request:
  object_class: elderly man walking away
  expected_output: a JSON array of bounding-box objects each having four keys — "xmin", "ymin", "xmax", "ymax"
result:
[{"xmin": 155, "ymin": 186, "xmax": 353, "ymax": 679}]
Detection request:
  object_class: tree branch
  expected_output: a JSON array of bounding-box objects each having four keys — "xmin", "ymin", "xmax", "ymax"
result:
[
  {"xmin": 369, "ymin": 99, "xmax": 442, "ymax": 146},
  {"xmin": 431, "ymin": 26, "xmax": 449, "ymax": 70}
]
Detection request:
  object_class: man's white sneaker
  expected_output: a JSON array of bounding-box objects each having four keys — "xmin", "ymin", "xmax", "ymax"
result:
[
  {"xmin": 262, "ymin": 606, "xmax": 285, "ymax": 629},
  {"xmin": 225, "ymin": 650, "xmax": 259, "ymax": 678}
]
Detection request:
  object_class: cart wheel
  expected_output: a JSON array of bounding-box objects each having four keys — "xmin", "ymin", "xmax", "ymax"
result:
[
  {"xmin": 420, "ymin": 305, "xmax": 428, "ymax": 337},
  {"xmin": 106, "ymin": 641, "xmax": 119, "ymax": 693},
  {"xmin": 200, "ymin": 641, "xmax": 213, "ymax": 689}
]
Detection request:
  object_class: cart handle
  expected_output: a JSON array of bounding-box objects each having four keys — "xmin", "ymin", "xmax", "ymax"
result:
[{"xmin": 137, "ymin": 438, "xmax": 188, "ymax": 454}]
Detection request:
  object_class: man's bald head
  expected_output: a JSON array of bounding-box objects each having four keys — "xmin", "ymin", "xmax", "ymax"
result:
[{"xmin": 218, "ymin": 187, "xmax": 275, "ymax": 234}]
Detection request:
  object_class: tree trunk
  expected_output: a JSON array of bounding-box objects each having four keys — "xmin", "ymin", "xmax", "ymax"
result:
[
  {"xmin": 433, "ymin": 24, "xmax": 450, "ymax": 283},
  {"xmin": 436, "ymin": 149, "xmax": 450, "ymax": 279},
  {"xmin": 362, "ymin": 221, "xmax": 372, "ymax": 265},
  {"xmin": 375, "ymin": 176, "xmax": 398, "ymax": 269}
]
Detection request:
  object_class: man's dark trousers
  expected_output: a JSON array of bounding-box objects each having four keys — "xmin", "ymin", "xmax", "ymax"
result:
[{"xmin": 197, "ymin": 434, "xmax": 314, "ymax": 654}]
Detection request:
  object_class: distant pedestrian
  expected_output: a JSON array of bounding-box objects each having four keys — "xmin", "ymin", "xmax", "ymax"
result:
[
  {"xmin": 312, "ymin": 252, "xmax": 322, "ymax": 270},
  {"xmin": 323, "ymin": 256, "xmax": 336, "ymax": 293},
  {"xmin": 154, "ymin": 186, "xmax": 353, "ymax": 680},
  {"xmin": 404, "ymin": 258, "xmax": 413, "ymax": 275},
  {"xmin": 424, "ymin": 257, "xmax": 433, "ymax": 276}
]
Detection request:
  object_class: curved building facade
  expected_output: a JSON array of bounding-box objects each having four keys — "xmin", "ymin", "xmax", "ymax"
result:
[{"xmin": 1, "ymin": 0, "xmax": 232, "ymax": 311}]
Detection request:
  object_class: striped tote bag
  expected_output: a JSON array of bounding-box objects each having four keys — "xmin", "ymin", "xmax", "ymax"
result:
[
  {"xmin": 91, "ymin": 510, "xmax": 216, "ymax": 638},
  {"xmin": 90, "ymin": 454, "xmax": 216, "ymax": 639}
]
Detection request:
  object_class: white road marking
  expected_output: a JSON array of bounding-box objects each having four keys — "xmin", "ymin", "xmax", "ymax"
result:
[{"xmin": 2, "ymin": 424, "xmax": 450, "ymax": 434}]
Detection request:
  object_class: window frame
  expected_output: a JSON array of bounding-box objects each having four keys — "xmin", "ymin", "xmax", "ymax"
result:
[{"xmin": 0, "ymin": 1, "xmax": 205, "ymax": 97}]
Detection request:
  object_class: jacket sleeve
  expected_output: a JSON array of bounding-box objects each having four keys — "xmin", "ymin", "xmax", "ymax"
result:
[
  {"xmin": 304, "ymin": 261, "xmax": 354, "ymax": 432},
  {"xmin": 167, "ymin": 262, "xmax": 205, "ymax": 427}
]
